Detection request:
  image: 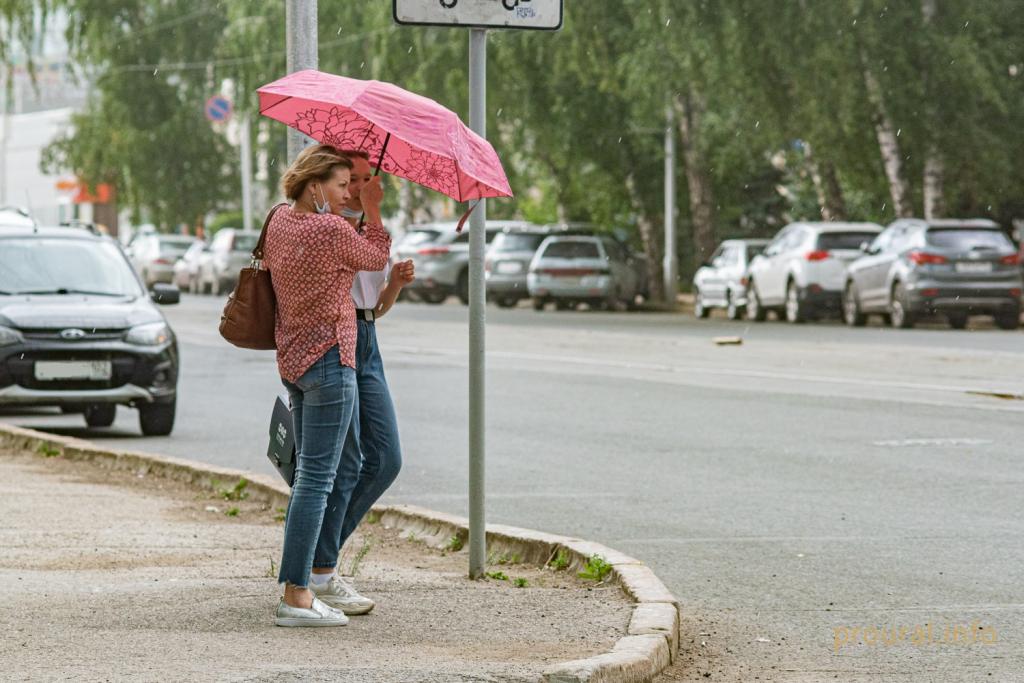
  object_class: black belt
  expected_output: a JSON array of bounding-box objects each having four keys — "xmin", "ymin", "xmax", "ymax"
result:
[{"xmin": 356, "ymin": 308, "xmax": 376, "ymax": 323}]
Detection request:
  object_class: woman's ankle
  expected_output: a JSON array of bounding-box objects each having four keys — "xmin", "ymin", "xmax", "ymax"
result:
[{"xmin": 283, "ymin": 584, "xmax": 313, "ymax": 609}]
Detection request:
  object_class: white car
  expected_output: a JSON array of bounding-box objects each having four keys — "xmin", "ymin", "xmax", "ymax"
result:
[
  {"xmin": 745, "ymin": 222, "xmax": 883, "ymax": 323},
  {"xmin": 692, "ymin": 238, "xmax": 769, "ymax": 319}
]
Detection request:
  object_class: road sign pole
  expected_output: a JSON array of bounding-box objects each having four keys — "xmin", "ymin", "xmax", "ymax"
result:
[
  {"xmin": 286, "ymin": 0, "xmax": 318, "ymax": 162},
  {"xmin": 467, "ymin": 27, "xmax": 488, "ymax": 581},
  {"xmin": 240, "ymin": 114, "xmax": 254, "ymax": 232},
  {"xmin": 663, "ymin": 102, "xmax": 678, "ymax": 305}
]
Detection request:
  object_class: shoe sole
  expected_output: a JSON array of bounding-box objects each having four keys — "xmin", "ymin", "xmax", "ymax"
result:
[
  {"xmin": 317, "ymin": 602, "xmax": 374, "ymax": 618},
  {"xmin": 275, "ymin": 617, "xmax": 349, "ymax": 627}
]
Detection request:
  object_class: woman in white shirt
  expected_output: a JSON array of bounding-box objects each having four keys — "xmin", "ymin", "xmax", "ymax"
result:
[{"xmin": 306, "ymin": 150, "xmax": 414, "ymax": 615}]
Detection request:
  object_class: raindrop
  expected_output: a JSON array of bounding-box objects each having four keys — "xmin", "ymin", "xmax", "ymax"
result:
[
  {"xmin": 337, "ymin": 26, "xmax": 343, "ymax": 35},
  {"xmin": 1010, "ymin": 65, "xmax": 1020, "ymax": 77},
  {"xmin": 153, "ymin": 68, "xmax": 159, "ymax": 76},
  {"xmin": 754, "ymin": 120, "xmax": 760, "ymax": 129},
  {"xmin": 881, "ymin": 203, "xmax": 887, "ymax": 211},
  {"xmin": 617, "ymin": 136, "xmax": 622, "ymax": 144},
  {"xmin": 964, "ymin": 20, "xmax": 970, "ymax": 28},
  {"xmin": 665, "ymin": 19, "xmax": 671, "ymax": 27},
  {"xmin": 360, "ymin": 61, "xmax": 365, "ymax": 69},
  {"xmin": 496, "ymin": 108, "xmax": 503, "ymax": 117},
  {"xmin": 852, "ymin": 19, "xmax": 858, "ymax": 26},
  {"xmin": 896, "ymin": 128, "xmax": 901, "ymax": 137},
  {"xmin": 407, "ymin": 46, "xmax": 413, "ymax": 54}
]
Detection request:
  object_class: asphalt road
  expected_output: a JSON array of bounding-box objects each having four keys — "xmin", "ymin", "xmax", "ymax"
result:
[{"xmin": 5, "ymin": 294, "xmax": 1023, "ymax": 681}]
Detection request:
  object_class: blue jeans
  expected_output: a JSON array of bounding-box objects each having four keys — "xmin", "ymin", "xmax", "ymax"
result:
[
  {"xmin": 277, "ymin": 345, "xmax": 360, "ymax": 587},
  {"xmin": 313, "ymin": 319, "xmax": 403, "ymax": 570}
]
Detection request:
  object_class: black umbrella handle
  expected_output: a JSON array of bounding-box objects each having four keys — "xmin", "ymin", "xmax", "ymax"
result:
[{"xmin": 357, "ymin": 132, "xmax": 391, "ymax": 233}]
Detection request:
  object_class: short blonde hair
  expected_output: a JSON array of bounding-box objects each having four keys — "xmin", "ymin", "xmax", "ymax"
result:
[{"xmin": 281, "ymin": 144, "xmax": 353, "ymax": 201}]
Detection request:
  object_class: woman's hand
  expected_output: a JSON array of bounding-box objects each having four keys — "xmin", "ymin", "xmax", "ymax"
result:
[
  {"xmin": 391, "ymin": 259, "xmax": 415, "ymax": 286},
  {"xmin": 359, "ymin": 176, "xmax": 384, "ymax": 211}
]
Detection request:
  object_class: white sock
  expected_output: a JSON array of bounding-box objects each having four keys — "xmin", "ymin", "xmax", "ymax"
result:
[{"xmin": 310, "ymin": 571, "xmax": 335, "ymax": 587}]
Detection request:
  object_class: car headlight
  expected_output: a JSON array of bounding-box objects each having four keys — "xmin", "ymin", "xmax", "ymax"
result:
[
  {"xmin": 125, "ymin": 322, "xmax": 171, "ymax": 346},
  {"xmin": 0, "ymin": 325, "xmax": 22, "ymax": 347}
]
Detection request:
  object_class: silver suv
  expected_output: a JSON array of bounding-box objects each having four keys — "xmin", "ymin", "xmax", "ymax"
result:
[
  {"xmin": 527, "ymin": 235, "xmax": 642, "ymax": 311},
  {"xmin": 396, "ymin": 220, "xmax": 536, "ymax": 305}
]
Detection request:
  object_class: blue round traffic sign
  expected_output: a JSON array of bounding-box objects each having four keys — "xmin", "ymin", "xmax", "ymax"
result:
[{"xmin": 205, "ymin": 95, "xmax": 233, "ymax": 122}]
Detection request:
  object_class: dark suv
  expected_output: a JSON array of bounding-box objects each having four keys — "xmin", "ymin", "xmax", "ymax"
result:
[{"xmin": 0, "ymin": 225, "xmax": 180, "ymax": 434}]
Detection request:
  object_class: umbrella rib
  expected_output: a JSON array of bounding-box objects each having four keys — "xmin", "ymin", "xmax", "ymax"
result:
[{"xmin": 258, "ymin": 95, "xmax": 295, "ymax": 116}]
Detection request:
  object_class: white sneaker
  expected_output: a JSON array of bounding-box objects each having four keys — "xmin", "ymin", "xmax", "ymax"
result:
[
  {"xmin": 275, "ymin": 596, "xmax": 349, "ymax": 627},
  {"xmin": 311, "ymin": 575, "xmax": 375, "ymax": 615}
]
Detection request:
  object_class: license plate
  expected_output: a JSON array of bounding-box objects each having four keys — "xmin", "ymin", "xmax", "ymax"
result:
[
  {"xmin": 955, "ymin": 262, "xmax": 993, "ymax": 273},
  {"xmin": 34, "ymin": 361, "xmax": 113, "ymax": 381}
]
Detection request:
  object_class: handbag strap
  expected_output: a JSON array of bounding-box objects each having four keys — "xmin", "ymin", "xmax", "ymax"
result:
[{"xmin": 251, "ymin": 203, "xmax": 288, "ymax": 261}]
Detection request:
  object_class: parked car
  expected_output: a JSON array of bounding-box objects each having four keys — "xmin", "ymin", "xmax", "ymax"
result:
[
  {"xmin": 527, "ymin": 235, "xmax": 641, "ymax": 311},
  {"xmin": 0, "ymin": 206, "xmax": 35, "ymax": 228},
  {"xmin": 485, "ymin": 228, "xmax": 552, "ymax": 308},
  {"xmin": 172, "ymin": 239, "xmax": 210, "ymax": 293},
  {"xmin": 692, "ymin": 239, "xmax": 770, "ymax": 319},
  {"xmin": 128, "ymin": 233, "xmax": 199, "ymax": 287},
  {"xmin": 745, "ymin": 221, "xmax": 883, "ymax": 323},
  {"xmin": 195, "ymin": 228, "xmax": 259, "ymax": 295},
  {"xmin": 843, "ymin": 218, "xmax": 1022, "ymax": 330},
  {"xmin": 396, "ymin": 220, "xmax": 535, "ymax": 305},
  {"xmin": 0, "ymin": 224, "xmax": 180, "ymax": 435}
]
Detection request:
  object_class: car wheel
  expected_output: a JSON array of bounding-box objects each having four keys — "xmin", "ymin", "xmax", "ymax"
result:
[
  {"xmin": 495, "ymin": 296, "xmax": 518, "ymax": 308},
  {"xmin": 422, "ymin": 291, "xmax": 447, "ymax": 305},
  {"xmin": 456, "ymin": 270, "xmax": 470, "ymax": 306},
  {"xmin": 693, "ymin": 288, "xmax": 709, "ymax": 319},
  {"xmin": 994, "ymin": 309, "xmax": 1021, "ymax": 330},
  {"xmin": 745, "ymin": 282, "xmax": 767, "ymax": 322},
  {"xmin": 83, "ymin": 404, "xmax": 116, "ymax": 428},
  {"xmin": 139, "ymin": 399, "xmax": 176, "ymax": 436},
  {"xmin": 532, "ymin": 297, "xmax": 546, "ymax": 311},
  {"xmin": 843, "ymin": 282, "xmax": 867, "ymax": 327},
  {"xmin": 555, "ymin": 300, "xmax": 574, "ymax": 311},
  {"xmin": 947, "ymin": 312, "xmax": 969, "ymax": 330},
  {"xmin": 785, "ymin": 280, "xmax": 807, "ymax": 324},
  {"xmin": 889, "ymin": 282, "xmax": 915, "ymax": 329}
]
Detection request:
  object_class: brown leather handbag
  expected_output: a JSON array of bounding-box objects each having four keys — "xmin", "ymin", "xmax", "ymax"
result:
[{"xmin": 218, "ymin": 204, "xmax": 286, "ymax": 350}]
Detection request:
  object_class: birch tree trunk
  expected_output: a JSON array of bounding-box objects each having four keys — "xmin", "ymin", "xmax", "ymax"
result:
[
  {"xmin": 625, "ymin": 173, "xmax": 664, "ymax": 302},
  {"xmin": 672, "ymin": 89, "xmax": 717, "ymax": 266},
  {"xmin": 861, "ymin": 61, "xmax": 915, "ymax": 217},
  {"xmin": 804, "ymin": 143, "xmax": 848, "ymax": 221}
]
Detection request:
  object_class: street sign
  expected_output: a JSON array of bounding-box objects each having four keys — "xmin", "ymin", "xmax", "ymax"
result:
[
  {"xmin": 205, "ymin": 95, "xmax": 233, "ymax": 123},
  {"xmin": 394, "ymin": 0, "xmax": 563, "ymax": 31}
]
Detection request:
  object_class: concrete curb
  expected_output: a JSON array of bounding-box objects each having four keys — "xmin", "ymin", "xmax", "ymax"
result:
[{"xmin": 0, "ymin": 422, "xmax": 680, "ymax": 682}]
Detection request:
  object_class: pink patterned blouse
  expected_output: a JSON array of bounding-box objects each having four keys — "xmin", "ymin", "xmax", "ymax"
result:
[{"xmin": 263, "ymin": 205, "xmax": 391, "ymax": 383}]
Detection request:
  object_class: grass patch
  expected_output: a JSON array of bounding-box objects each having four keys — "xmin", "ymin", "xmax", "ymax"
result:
[
  {"xmin": 488, "ymin": 550, "xmax": 522, "ymax": 566},
  {"xmin": 364, "ymin": 511, "xmax": 380, "ymax": 525},
  {"xmin": 578, "ymin": 554, "xmax": 612, "ymax": 582},
  {"xmin": 547, "ymin": 548, "xmax": 571, "ymax": 571},
  {"xmin": 217, "ymin": 478, "xmax": 250, "ymax": 501},
  {"xmin": 445, "ymin": 535, "xmax": 465, "ymax": 552},
  {"xmin": 273, "ymin": 507, "xmax": 286, "ymax": 523},
  {"xmin": 225, "ymin": 507, "xmax": 240, "ymax": 517},
  {"xmin": 36, "ymin": 443, "xmax": 61, "ymax": 458},
  {"xmin": 347, "ymin": 536, "xmax": 373, "ymax": 577},
  {"xmin": 514, "ymin": 577, "xmax": 528, "ymax": 588},
  {"xmin": 486, "ymin": 571, "xmax": 509, "ymax": 581}
]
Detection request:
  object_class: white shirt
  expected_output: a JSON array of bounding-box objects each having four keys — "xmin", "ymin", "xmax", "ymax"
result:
[{"xmin": 343, "ymin": 207, "xmax": 387, "ymax": 310}]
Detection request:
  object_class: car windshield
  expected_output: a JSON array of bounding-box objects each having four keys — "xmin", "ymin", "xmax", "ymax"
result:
[
  {"xmin": 817, "ymin": 232, "xmax": 879, "ymax": 250},
  {"xmin": 926, "ymin": 228, "xmax": 1013, "ymax": 250},
  {"xmin": 541, "ymin": 240, "xmax": 601, "ymax": 259},
  {"xmin": 401, "ymin": 230, "xmax": 441, "ymax": 247},
  {"xmin": 0, "ymin": 237, "xmax": 143, "ymax": 297},
  {"xmin": 233, "ymin": 234, "xmax": 259, "ymax": 252},
  {"xmin": 746, "ymin": 244, "xmax": 766, "ymax": 258},
  {"xmin": 492, "ymin": 233, "xmax": 547, "ymax": 253}
]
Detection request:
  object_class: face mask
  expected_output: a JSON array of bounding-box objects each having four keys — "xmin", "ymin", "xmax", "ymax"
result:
[{"xmin": 312, "ymin": 185, "xmax": 331, "ymax": 214}]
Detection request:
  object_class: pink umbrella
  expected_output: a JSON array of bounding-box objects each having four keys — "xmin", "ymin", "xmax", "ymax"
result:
[{"xmin": 257, "ymin": 69, "xmax": 512, "ymax": 202}]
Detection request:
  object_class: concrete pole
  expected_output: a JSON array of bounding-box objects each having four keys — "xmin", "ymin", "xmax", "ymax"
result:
[
  {"xmin": 286, "ymin": 0, "xmax": 317, "ymax": 162},
  {"xmin": 467, "ymin": 27, "xmax": 487, "ymax": 580},
  {"xmin": 240, "ymin": 114, "xmax": 254, "ymax": 232},
  {"xmin": 663, "ymin": 102, "xmax": 678, "ymax": 305}
]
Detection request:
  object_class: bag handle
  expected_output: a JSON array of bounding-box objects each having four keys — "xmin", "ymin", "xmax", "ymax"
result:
[{"xmin": 251, "ymin": 203, "xmax": 288, "ymax": 262}]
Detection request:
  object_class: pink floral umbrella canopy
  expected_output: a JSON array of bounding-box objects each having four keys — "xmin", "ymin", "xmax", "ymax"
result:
[{"xmin": 257, "ymin": 69, "xmax": 512, "ymax": 202}]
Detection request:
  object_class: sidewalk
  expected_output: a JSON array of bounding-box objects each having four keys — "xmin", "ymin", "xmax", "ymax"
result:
[{"xmin": 0, "ymin": 449, "xmax": 633, "ymax": 682}]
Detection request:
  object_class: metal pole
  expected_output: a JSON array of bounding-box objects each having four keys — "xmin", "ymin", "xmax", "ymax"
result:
[
  {"xmin": 240, "ymin": 114, "xmax": 254, "ymax": 232},
  {"xmin": 285, "ymin": 0, "xmax": 317, "ymax": 162},
  {"xmin": 0, "ymin": 80, "xmax": 8, "ymax": 205},
  {"xmin": 663, "ymin": 102, "xmax": 678, "ymax": 305},
  {"xmin": 467, "ymin": 27, "xmax": 487, "ymax": 580}
]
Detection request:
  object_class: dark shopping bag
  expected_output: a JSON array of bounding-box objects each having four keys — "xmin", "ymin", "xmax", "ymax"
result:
[{"xmin": 266, "ymin": 393, "xmax": 296, "ymax": 486}]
